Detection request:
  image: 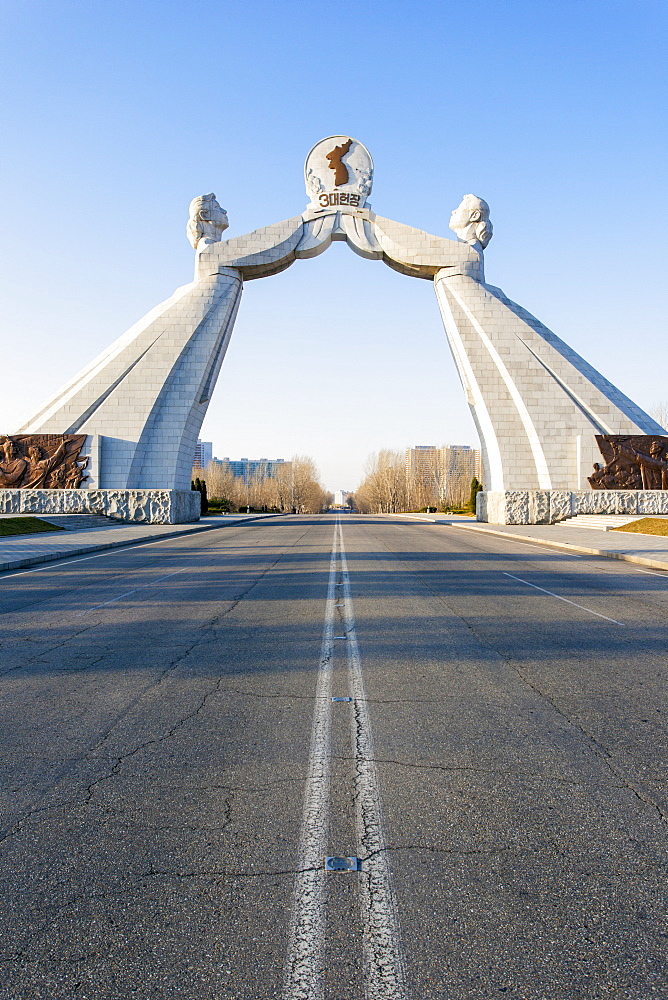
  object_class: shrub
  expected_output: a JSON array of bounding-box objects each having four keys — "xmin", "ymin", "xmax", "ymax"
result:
[
  {"xmin": 467, "ymin": 477, "xmax": 483, "ymax": 513},
  {"xmin": 191, "ymin": 477, "xmax": 208, "ymax": 514}
]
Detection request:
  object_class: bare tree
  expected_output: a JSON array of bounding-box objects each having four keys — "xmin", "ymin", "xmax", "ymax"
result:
[
  {"xmin": 291, "ymin": 455, "xmax": 329, "ymax": 513},
  {"xmin": 650, "ymin": 401, "xmax": 668, "ymax": 431},
  {"xmin": 355, "ymin": 450, "xmax": 408, "ymax": 513},
  {"xmin": 270, "ymin": 462, "xmax": 294, "ymax": 512},
  {"xmin": 356, "ymin": 445, "xmax": 481, "ymax": 513},
  {"xmin": 205, "ymin": 462, "xmax": 244, "ymax": 510},
  {"xmin": 201, "ymin": 455, "xmax": 328, "ymax": 514}
]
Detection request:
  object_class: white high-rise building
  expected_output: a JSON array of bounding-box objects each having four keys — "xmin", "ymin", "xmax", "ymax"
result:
[
  {"xmin": 193, "ymin": 439, "xmax": 213, "ymax": 469},
  {"xmin": 210, "ymin": 457, "xmax": 290, "ymax": 484},
  {"xmin": 405, "ymin": 445, "xmax": 438, "ymax": 486},
  {"xmin": 334, "ymin": 490, "xmax": 349, "ymax": 507}
]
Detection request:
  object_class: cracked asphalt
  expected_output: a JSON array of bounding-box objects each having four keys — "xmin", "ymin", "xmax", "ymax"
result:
[{"xmin": 1, "ymin": 513, "xmax": 667, "ymax": 999}]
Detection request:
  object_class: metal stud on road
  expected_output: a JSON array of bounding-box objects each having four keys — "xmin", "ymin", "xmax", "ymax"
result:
[{"xmin": 325, "ymin": 856, "xmax": 361, "ymax": 872}]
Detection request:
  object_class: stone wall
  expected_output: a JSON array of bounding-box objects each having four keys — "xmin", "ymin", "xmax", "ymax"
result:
[
  {"xmin": 0, "ymin": 489, "xmax": 201, "ymax": 524},
  {"xmin": 478, "ymin": 490, "xmax": 668, "ymax": 524}
]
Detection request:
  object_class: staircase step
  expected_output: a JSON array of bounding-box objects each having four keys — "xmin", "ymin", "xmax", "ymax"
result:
[
  {"xmin": 558, "ymin": 514, "xmax": 668, "ymax": 531},
  {"xmin": 30, "ymin": 514, "xmax": 128, "ymax": 530}
]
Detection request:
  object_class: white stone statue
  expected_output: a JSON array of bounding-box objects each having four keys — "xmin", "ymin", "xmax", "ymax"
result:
[
  {"xmin": 187, "ymin": 193, "xmax": 229, "ymax": 248},
  {"xmin": 449, "ymin": 194, "xmax": 493, "ymax": 252},
  {"xmin": 19, "ymin": 136, "xmax": 663, "ymax": 515}
]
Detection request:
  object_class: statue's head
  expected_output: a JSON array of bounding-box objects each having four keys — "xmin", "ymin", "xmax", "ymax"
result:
[
  {"xmin": 2, "ymin": 438, "xmax": 16, "ymax": 461},
  {"xmin": 28, "ymin": 444, "xmax": 42, "ymax": 462},
  {"xmin": 650, "ymin": 440, "xmax": 664, "ymax": 457},
  {"xmin": 187, "ymin": 193, "xmax": 229, "ymax": 249},
  {"xmin": 449, "ymin": 194, "xmax": 493, "ymax": 250}
]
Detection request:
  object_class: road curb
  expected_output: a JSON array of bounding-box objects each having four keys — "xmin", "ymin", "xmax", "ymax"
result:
[
  {"xmin": 0, "ymin": 513, "xmax": 285, "ymax": 574},
  {"xmin": 383, "ymin": 513, "xmax": 668, "ymax": 572},
  {"xmin": 452, "ymin": 522, "xmax": 668, "ymax": 571}
]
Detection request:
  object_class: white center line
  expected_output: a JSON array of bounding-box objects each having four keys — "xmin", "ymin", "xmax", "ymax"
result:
[
  {"xmin": 282, "ymin": 523, "xmax": 337, "ymax": 1000},
  {"xmin": 502, "ymin": 571, "xmax": 624, "ymax": 625},
  {"xmin": 338, "ymin": 521, "xmax": 409, "ymax": 999},
  {"xmin": 76, "ymin": 568, "xmax": 186, "ymax": 615}
]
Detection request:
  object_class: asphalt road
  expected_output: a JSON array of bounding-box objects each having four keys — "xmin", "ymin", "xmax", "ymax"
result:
[{"xmin": 1, "ymin": 514, "xmax": 667, "ymax": 999}]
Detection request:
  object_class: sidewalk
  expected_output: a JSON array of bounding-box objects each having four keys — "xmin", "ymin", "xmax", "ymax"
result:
[
  {"xmin": 0, "ymin": 514, "xmax": 282, "ymax": 573},
  {"xmin": 385, "ymin": 513, "xmax": 668, "ymax": 572}
]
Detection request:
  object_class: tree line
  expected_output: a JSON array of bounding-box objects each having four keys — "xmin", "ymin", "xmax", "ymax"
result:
[
  {"xmin": 192, "ymin": 455, "xmax": 332, "ymax": 514},
  {"xmin": 351, "ymin": 449, "xmax": 482, "ymax": 515}
]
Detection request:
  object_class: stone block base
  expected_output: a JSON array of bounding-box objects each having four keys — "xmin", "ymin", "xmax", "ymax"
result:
[
  {"xmin": 0, "ymin": 489, "xmax": 201, "ymax": 524},
  {"xmin": 477, "ymin": 490, "xmax": 668, "ymax": 525}
]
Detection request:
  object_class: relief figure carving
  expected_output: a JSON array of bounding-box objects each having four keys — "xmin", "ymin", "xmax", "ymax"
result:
[
  {"xmin": 0, "ymin": 438, "xmax": 27, "ymax": 486},
  {"xmin": 588, "ymin": 435, "xmax": 668, "ymax": 490},
  {"xmin": 628, "ymin": 439, "xmax": 668, "ymax": 489},
  {"xmin": 0, "ymin": 435, "xmax": 89, "ymax": 489},
  {"xmin": 24, "ymin": 440, "xmax": 67, "ymax": 487}
]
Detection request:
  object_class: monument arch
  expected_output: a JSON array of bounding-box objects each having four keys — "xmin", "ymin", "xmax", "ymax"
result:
[{"xmin": 12, "ymin": 136, "xmax": 667, "ymax": 523}]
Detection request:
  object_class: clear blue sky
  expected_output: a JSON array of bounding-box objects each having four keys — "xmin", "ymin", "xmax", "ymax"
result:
[{"xmin": 1, "ymin": 0, "xmax": 666, "ymax": 491}]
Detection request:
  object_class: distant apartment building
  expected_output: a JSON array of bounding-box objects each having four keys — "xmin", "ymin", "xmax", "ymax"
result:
[
  {"xmin": 212, "ymin": 457, "xmax": 291, "ymax": 484},
  {"xmin": 405, "ymin": 444, "xmax": 482, "ymax": 506},
  {"xmin": 442, "ymin": 445, "xmax": 482, "ymax": 506},
  {"xmin": 405, "ymin": 445, "xmax": 439, "ymax": 486},
  {"xmin": 333, "ymin": 490, "xmax": 349, "ymax": 506},
  {"xmin": 193, "ymin": 439, "xmax": 213, "ymax": 469}
]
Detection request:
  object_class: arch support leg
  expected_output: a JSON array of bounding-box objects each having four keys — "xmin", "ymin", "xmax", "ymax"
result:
[
  {"xmin": 434, "ymin": 267, "xmax": 658, "ymax": 496},
  {"xmin": 20, "ymin": 268, "xmax": 243, "ymax": 490}
]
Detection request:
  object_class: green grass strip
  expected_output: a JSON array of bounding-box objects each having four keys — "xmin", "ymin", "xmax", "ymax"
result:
[
  {"xmin": 0, "ymin": 517, "xmax": 65, "ymax": 536},
  {"xmin": 611, "ymin": 517, "xmax": 668, "ymax": 537}
]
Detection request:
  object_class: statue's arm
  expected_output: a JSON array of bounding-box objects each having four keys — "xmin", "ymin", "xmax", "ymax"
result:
[
  {"xmin": 632, "ymin": 448, "xmax": 666, "ymax": 470},
  {"xmin": 196, "ymin": 216, "xmax": 305, "ymax": 280},
  {"xmin": 372, "ymin": 214, "xmax": 482, "ymax": 280}
]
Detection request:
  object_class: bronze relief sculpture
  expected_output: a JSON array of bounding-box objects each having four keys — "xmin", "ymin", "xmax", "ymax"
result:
[
  {"xmin": 0, "ymin": 435, "xmax": 89, "ymax": 489},
  {"xmin": 589, "ymin": 435, "xmax": 668, "ymax": 490}
]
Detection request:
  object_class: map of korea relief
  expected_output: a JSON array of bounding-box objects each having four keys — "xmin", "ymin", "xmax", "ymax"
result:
[{"xmin": 325, "ymin": 139, "xmax": 352, "ymax": 186}]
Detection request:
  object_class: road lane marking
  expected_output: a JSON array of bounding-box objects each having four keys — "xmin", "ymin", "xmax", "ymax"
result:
[
  {"xmin": 76, "ymin": 568, "xmax": 186, "ymax": 615},
  {"xmin": 284, "ymin": 519, "xmax": 409, "ymax": 999},
  {"xmin": 0, "ymin": 517, "xmax": 284, "ymax": 582},
  {"xmin": 282, "ymin": 523, "xmax": 337, "ymax": 1000},
  {"xmin": 0, "ymin": 548, "xmax": 151, "ymax": 580},
  {"xmin": 338, "ymin": 521, "xmax": 409, "ymax": 999},
  {"xmin": 502, "ymin": 572, "xmax": 624, "ymax": 625}
]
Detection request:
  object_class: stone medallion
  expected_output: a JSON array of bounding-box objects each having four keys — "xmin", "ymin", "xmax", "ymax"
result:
[{"xmin": 304, "ymin": 135, "xmax": 373, "ymax": 215}]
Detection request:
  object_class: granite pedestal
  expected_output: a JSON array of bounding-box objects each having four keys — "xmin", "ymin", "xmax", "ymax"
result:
[
  {"xmin": 0, "ymin": 489, "xmax": 201, "ymax": 524},
  {"xmin": 478, "ymin": 490, "xmax": 668, "ymax": 524}
]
